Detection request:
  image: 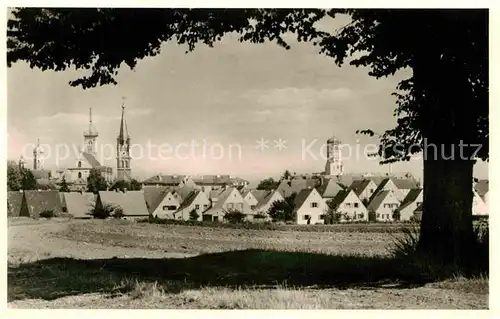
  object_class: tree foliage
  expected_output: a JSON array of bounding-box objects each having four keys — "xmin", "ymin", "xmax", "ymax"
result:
[
  {"xmin": 256, "ymin": 177, "xmax": 279, "ymax": 191},
  {"xmin": 223, "ymin": 209, "xmax": 246, "ymax": 223},
  {"xmin": 87, "ymin": 168, "xmax": 108, "ymax": 194},
  {"xmin": 267, "ymin": 199, "xmax": 293, "ymax": 222},
  {"xmin": 7, "ymin": 161, "xmax": 22, "ymax": 191},
  {"xmin": 110, "ymin": 178, "xmax": 142, "ymax": 191},
  {"xmin": 59, "ymin": 176, "xmax": 70, "ymax": 192},
  {"xmin": 189, "ymin": 209, "xmax": 200, "ymax": 221}
]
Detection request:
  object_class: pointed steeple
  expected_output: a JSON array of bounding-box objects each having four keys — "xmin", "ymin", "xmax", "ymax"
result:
[
  {"xmin": 84, "ymin": 107, "xmax": 98, "ymax": 138},
  {"xmin": 118, "ymin": 102, "xmax": 129, "ymax": 144}
]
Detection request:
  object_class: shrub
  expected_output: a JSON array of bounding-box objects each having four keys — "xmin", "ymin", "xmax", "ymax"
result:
[
  {"xmin": 39, "ymin": 210, "xmax": 55, "ymax": 218},
  {"xmin": 189, "ymin": 209, "xmax": 200, "ymax": 221},
  {"xmin": 92, "ymin": 203, "xmax": 116, "ymax": 219},
  {"xmin": 223, "ymin": 209, "xmax": 246, "ymax": 224},
  {"xmin": 113, "ymin": 207, "xmax": 124, "ymax": 219}
]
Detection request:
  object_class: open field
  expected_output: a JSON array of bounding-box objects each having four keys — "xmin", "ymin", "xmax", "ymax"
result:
[{"xmin": 8, "ymin": 218, "xmax": 488, "ymax": 309}]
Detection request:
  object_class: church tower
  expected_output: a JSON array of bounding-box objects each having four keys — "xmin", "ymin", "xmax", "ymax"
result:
[
  {"xmin": 116, "ymin": 103, "xmax": 131, "ymax": 181},
  {"xmin": 33, "ymin": 138, "xmax": 44, "ymax": 170},
  {"xmin": 324, "ymin": 136, "xmax": 344, "ymax": 176},
  {"xmin": 83, "ymin": 107, "xmax": 98, "ymax": 154}
]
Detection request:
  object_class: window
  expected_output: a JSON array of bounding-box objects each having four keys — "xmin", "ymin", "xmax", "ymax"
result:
[
  {"xmin": 345, "ymin": 203, "xmax": 351, "ymax": 208},
  {"xmin": 203, "ymin": 204, "xmax": 208, "ymax": 209},
  {"xmin": 358, "ymin": 213, "xmax": 364, "ymax": 219},
  {"xmin": 195, "ymin": 204, "xmax": 200, "ymax": 209},
  {"xmin": 213, "ymin": 216, "xmax": 219, "ymax": 222},
  {"xmin": 311, "ymin": 202, "xmax": 318, "ymax": 208},
  {"xmin": 237, "ymin": 203, "xmax": 243, "ymax": 210},
  {"xmin": 303, "ymin": 214, "xmax": 310, "ymax": 220},
  {"xmin": 354, "ymin": 203, "xmax": 359, "ymax": 208},
  {"xmin": 319, "ymin": 214, "xmax": 325, "ymax": 220},
  {"xmin": 370, "ymin": 189, "xmax": 374, "ymax": 194},
  {"xmin": 416, "ymin": 202, "xmax": 422, "ymax": 206},
  {"xmin": 78, "ymin": 172, "xmax": 82, "ymax": 179},
  {"xmin": 163, "ymin": 205, "xmax": 168, "ymax": 211},
  {"xmin": 78, "ymin": 161, "xmax": 82, "ymax": 168},
  {"xmin": 251, "ymin": 205, "xmax": 256, "ymax": 210},
  {"xmin": 377, "ymin": 213, "xmax": 380, "ymax": 218},
  {"xmin": 227, "ymin": 203, "xmax": 234, "ymax": 209}
]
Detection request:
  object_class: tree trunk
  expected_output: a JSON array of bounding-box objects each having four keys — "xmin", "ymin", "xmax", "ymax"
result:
[{"xmin": 418, "ymin": 141, "xmax": 475, "ymax": 268}]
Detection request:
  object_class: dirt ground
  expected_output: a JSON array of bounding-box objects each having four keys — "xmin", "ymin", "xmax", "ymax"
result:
[{"xmin": 7, "ymin": 218, "xmax": 489, "ymax": 309}]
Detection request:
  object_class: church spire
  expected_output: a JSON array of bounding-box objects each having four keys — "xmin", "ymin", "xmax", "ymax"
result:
[
  {"xmin": 84, "ymin": 107, "xmax": 98, "ymax": 138},
  {"xmin": 118, "ymin": 102, "xmax": 129, "ymax": 144}
]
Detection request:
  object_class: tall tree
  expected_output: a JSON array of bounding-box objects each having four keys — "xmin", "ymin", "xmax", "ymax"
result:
[
  {"xmin": 7, "ymin": 160, "xmax": 22, "ymax": 191},
  {"xmin": 87, "ymin": 168, "xmax": 108, "ymax": 194},
  {"xmin": 7, "ymin": 8, "xmax": 488, "ymax": 266},
  {"xmin": 20, "ymin": 168, "xmax": 37, "ymax": 190}
]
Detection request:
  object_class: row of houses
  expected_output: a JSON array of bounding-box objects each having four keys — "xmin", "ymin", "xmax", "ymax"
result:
[
  {"xmin": 291, "ymin": 177, "xmax": 489, "ymax": 224},
  {"xmin": 7, "ymin": 176, "xmax": 489, "ymax": 224}
]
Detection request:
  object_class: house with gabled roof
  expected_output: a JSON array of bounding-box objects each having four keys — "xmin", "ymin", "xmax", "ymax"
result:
[
  {"xmin": 174, "ymin": 189, "xmax": 211, "ymax": 221},
  {"xmin": 241, "ymin": 189, "xmax": 258, "ymax": 208},
  {"xmin": 391, "ymin": 178, "xmax": 420, "ymax": 197},
  {"xmin": 367, "ymin": 190, "xmax": 400, "ymax": 222},
  {"xmin": 293, "ymin": 188, "xmax": 327, "ymax": 225},
  {"xmin": 21, "ymin": 190, "xmax": 63, "ymax": 218},
  {"xmin": 316, "ymin": 179, "xmax": 343, "ymax": 200},
  {"xmin": 96, "ymin": 190, "xmax": 149, "ymax": 219},
  {"xmin": 252, "ymin": 190, "xmax": 285, "ymax": 220},
  {"xmin": 204, "ymin": 187, "xmax": 252, "ymax": 222},
  {"xmin": 398, "ymin": 188, "xmax": 423, "ymax": 221},
  {"xmin": 62, "ymin": 192, "xmax": 96, "ymax": 218},
  {"xmin": 143, "ymin": 186, "xmax": 172, "ymax": 215},
  {"xmin": 149, "ymin": 188, "xmax": 183, "ymax": 219},
  {"xmin": 7, "ymin": 191, "xmax": 24, "ymax": 217},
  {"xmin": 348, "ymin": 179, "xmax": 378, "ymax": 202},
  {"xmin": 277, "ymin": 177, "xmax": 318, "ymax": 198},
  {"xmin": 326, "ymin": 189, "xmax": 368, "ymax": 222},
  {"xmin": 371, "ymin": 178, "xmax": 406, "ymax": 202}
]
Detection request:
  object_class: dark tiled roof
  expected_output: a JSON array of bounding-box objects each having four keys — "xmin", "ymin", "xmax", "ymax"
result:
[
  {"xmin": 192, "ymin": 175, "xmax": 231, "ymax": 185},
  {"xmin": 173, "ymin": 186, "xmax": 195, "ymax": 201},
  {"xmin": 142, "ymin": 174, "xmax": 185, "ymax": 185},
  {"xmin": 399, "ymin": 188, "xmax": 423, "ymax": 211},
  {"xmin": 326, "ymin": 190, "xmax": 351, "ymax": 210},
  {"xmin": 392, "ymin": 178, "xmax": 419, "ymax": 190},
  {"xmin": 293, "ymin": 188, "xmax": 314, "ymax": 212},
  {"xmin": 23, "ymin": 190, "xmax": 63, "ymax": 218},
  {"xmin": 63, "ymin": 192, "xmax": 96, "ymax": 218},
  {"xmin": 317, "ymin": 179, "xmax": 343, "ymax": 198},
  {"xmin": 349, "ymin": 179, "xmax": 373, "ymax": 196},
  {"xmin": 82, "ymin": 152, "xmax": 102, "ymax": 168},
  {"xmin": 7, "ymin": 191, "xmax": 24, "ymax": 217},
  {"xmin": 367, "ymin": 190, "xmax": 391, "ymax": 212},
  {"xmin": 177, "ymin": 189, "xmax": 202, "ymax": 211},
  {"xmin": 98, "ymin": 190, "xmax": 149, "ymax": 216},
  {"xmin": 143, "ymin": 187, "xmax": 171, "ymax": 213},
  {"xmin": 250, "ymin": 190, "xmax": 270, "ymax": 204}
]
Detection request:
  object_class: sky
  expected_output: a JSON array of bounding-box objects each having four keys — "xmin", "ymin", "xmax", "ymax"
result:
[{"xmin": 6, "ymin": 14, "xmax": 489, "ymax": 184}]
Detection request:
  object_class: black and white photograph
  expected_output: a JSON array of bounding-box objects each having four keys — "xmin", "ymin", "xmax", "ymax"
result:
[{"xmin": 5, "ymin": 7, "xmax": 491, "ymax": 309}]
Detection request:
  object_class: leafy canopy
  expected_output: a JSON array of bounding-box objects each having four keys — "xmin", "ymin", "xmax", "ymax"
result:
[{"xmin": 7, "ymin": 8, "xmax": 488, "ymax": 163}]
